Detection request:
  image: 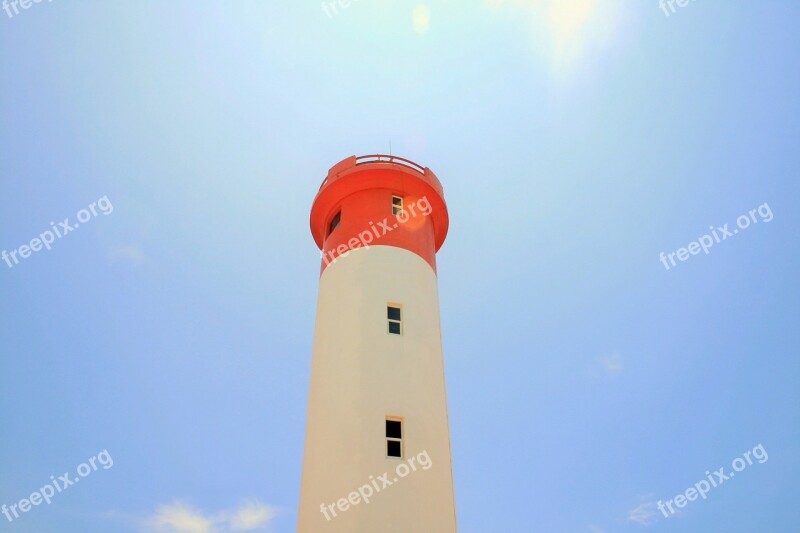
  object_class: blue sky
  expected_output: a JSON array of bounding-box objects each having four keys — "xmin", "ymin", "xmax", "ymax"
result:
[{"xmin": 1, "ymin": 1, "xmax": 798, "ymax": 532}]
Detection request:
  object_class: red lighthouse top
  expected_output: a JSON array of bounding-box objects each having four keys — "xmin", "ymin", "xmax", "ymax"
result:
[{"xmin": 310, "ymin": 155, "xmax": 449, "ymax": 273}]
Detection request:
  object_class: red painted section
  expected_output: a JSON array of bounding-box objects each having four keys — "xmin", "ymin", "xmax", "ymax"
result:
[{"xmin": 310, "ymin": 155, "xmax": 449, "ymax": 274}]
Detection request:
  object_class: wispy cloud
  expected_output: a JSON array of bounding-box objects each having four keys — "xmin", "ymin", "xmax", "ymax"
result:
[
  {"xmin": 227, "ymin": 501, "xmax": 278, "ymax": 532},
  {"xmin": 628, "ymin": 501, "xmax": 659, "ymax": 526},
  {"xmin": 149, "ymin": 503, "xmax": 212, "ymax": 533},
  {"xmin": 145, "ymin": 500, "xmax": 277, "ymax": 533},
  {"xmin": 108, "ymin": 243, "xmax": 147, "ymax": 266},
  {"xmin": 588, "ymin": 525, "xmax": 606, "ymax": 533},
  {"xmin": 600, "ymin": 352, "xmax": 623, "ymax": 376}
]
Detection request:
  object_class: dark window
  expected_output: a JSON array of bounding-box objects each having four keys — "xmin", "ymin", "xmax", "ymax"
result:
[
  {"xmin": 386, "ymin": 420, "xmax": 402, "ymax": 439},
  {"xmin": 392, "ymin": 195, "xmax": 404, "ymax": 216},
  {"xmin": 388, "ymin": 305, "xmax": 402, "ymax": 335},
  {"xmin": 328, "ymin": 211, "xmax": 341, "ymax": 236},
  {"xmin": 386, "ymin": 418, "xmax": 403, "ymax": 458},
  {"xmin": 387, "ymin": 440, "xmax": 402, "ymax": 458}
]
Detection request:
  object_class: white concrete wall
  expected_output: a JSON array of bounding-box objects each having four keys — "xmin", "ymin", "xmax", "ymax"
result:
[{"xmin": 298, "ymin": 245, "xmax": 457, "ymax": 532}]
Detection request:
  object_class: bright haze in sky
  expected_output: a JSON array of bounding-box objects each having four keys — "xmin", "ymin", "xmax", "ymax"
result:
[{"xmin": 1, "ymin": 1, "xmax": 798, "ymax": 532}]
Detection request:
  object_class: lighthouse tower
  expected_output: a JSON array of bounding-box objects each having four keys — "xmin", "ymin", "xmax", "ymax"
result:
[{"xmin": 298, "ymin": 155, "xmax": 457, "ymax": 532}]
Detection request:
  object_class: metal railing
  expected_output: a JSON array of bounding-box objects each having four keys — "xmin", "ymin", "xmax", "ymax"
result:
[
  {"xmin": 319, "ymin": 155, "xmax": 428, "ymax": 190},
  {"xmin": 354, "ymin": 154, "xmax": 426, "ymax": 175}
]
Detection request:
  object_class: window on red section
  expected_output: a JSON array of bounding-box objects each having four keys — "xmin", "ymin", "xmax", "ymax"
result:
[
  {"xmin": 392, "ymin": 195, "xmax": 404, "ymax": 216},
  {"xmin": 328, "ymin": 211, "xmax": 341, "ymax": 236}
]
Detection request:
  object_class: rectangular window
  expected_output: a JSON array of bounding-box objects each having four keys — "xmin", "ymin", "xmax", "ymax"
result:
[
  {"xmin": 387, "ymin": 305, "xmax": 402, "ymax": 335},
  {"xmin": 392, "ymin": 195, "xmax": 404, "ymax": 216},
  {"xmin": 386, "ymin": 418, "xmax": 403, "ymax": 458},
  {"xmin": 328, "ymin": 211, "xmax": 341, "ymax": 236}
]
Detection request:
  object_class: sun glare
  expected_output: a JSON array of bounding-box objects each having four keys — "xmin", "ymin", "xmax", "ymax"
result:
[
  {"xmin": 413, "ymin": 4, "xmax": 431, "ymax": 34},
  {"xmin": 483, "ymin": 0, "xmax": 627, "ymax": 81}
]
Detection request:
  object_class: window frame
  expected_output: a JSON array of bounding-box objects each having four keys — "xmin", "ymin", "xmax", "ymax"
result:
[
  {"xmin": 387, "ymin": 304, "xmax": 402, "ymax": 335},
  {"xmin": 328, "ymin": 210, "xmax": 341, "ymax": 236},
  {"xmin": 385, "ymin": 417, "xmax": 404, "ymax": 459},
  {"xmin": 392, "ymin": 195, "xmax": 404, "ymax": 216}
]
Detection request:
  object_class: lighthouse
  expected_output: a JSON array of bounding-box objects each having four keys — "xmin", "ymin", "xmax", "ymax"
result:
[{"xmin": 298, "ymin": 155, "xmax": 457, "ymax": 532}]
